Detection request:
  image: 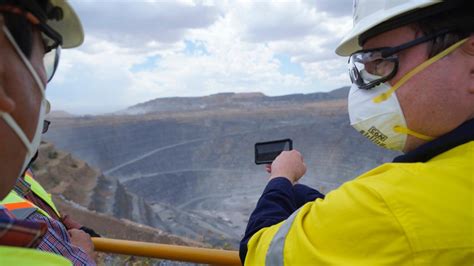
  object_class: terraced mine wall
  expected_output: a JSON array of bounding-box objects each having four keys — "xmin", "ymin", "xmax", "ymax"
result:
[
  {"xmin": 35, "ymin": 143, "xmax": 168, "ymax": 230},
  {"xmin": 44, "ymin": 88, "xmax": 399, "ymax": 247}
]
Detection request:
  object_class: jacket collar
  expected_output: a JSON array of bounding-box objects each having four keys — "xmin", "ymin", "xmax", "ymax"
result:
[{"xmin": 393, "ymin": 119, "xmax": 474, "ymax": 163}]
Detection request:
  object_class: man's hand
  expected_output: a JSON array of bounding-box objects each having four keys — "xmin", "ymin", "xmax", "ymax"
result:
[
  {"xmin": 62, "ymin": 214, "xmax": 82, "ymax": 230},
  {"xmin": 68, "ymin": 229, "xmax": 95, "ymax": 261},
  {"xmin": 269, "ymin": 150, "xmax": 306, "ymax": 185}
]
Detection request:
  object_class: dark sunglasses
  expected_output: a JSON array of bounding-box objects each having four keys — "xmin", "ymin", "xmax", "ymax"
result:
[{"xmin": 0, "ymin": 5, "xmax": 63, "ymax": 82}]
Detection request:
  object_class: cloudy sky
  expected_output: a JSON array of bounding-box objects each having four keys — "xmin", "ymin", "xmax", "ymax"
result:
[{"xmin": 47, "ymin": 0, "xmax": 353, "ymax": 114}]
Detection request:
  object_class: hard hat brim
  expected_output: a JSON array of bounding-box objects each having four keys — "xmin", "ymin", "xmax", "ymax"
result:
[
  {"xmin": 335, "ymin": 1, "xmax": 439, "ymax": 56},
  {"xmin": 47, "ymin": 0, "xmax": 84, "ymax": 49}
]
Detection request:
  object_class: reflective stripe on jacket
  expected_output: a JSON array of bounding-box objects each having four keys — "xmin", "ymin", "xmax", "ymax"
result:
[
  {"xmin": 1, "ymin": 191, "xmax": 51, "ymax": 219},
  {"xmin": 2, "ymin": 169, "xmax": 62, "ymax": 220},
  {"xmin": 23, "ymin": 170, "xmax": 61, "ymax": 218},
  {"xmin": 0, "ymin": 246, "xmax": 71, "ymax": 266},
  {"xmin": 245, "ymin": 141, "xmax": 474, "ymax": 265}
]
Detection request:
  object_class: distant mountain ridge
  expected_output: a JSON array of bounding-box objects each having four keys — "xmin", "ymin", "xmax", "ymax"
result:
[{"xmin": 120, "ymin": 87, "xmax": 350, "ymax": 115}]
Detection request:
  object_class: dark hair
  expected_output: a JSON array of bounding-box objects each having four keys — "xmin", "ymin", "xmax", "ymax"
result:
[
  {"xmin": 416, "ymin": 9, "xmax": 473, "ymax": 58},
  {"xmin": 0, "ymin": 0, "xmax": 49, "ymax": 58}
]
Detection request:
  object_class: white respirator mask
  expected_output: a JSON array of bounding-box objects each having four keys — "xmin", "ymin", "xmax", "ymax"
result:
[
  {"xmin": 348, "ymin": 38, "xmax": 468, "ymax": 151},
  {"xmin": 0, "ymin": 25, "xmax": 49, "ymax": 178}
]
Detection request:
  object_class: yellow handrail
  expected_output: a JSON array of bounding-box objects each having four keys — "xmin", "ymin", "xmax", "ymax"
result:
[{"xmin": 92, "ymin": 237, "xmax": 241, "ymax": 265}]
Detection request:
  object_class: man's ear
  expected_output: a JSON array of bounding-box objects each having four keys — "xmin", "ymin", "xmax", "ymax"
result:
[
  {"xmin": 463, "ymin": 35, "xmax": 474, "ymax": 94},
  {"xmin": 462, "ymin": 35, "xmax": 474, "ymax": 55}
]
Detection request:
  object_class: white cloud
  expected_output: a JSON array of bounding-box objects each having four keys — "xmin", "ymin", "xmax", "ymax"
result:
[
  {"xmin": 237, "ymin": 2, "xmax": 325, "ymax": 42},
  {"xmin": 72, "ymin": 0, "xmax": 223, "ymax": 46},
  {"xmin": 303, "ymin": 0, "xmax": 353, "ymax": 17},
  {"xmin": 47, "ymin": 0, "xmax": 353, "ymax": 115}
]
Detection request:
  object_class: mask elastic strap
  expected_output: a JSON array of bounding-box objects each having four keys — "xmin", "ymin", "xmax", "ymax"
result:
[
  {"xmin": 393, "ymin": 125, "xmax": 434, "ymax": 141},
  {"xmin": 46, "ymin": 99, "xmax": 51, "ymax": 114},
  {"xmin": 373, "ymin": 38, "xmax": 468, "ymax": 104},
  {"xmin": 0, "ymin": 26, "xmax": 47, "ymax": 156},
  {"xmin": 2, "ymin": 25, "xmax": 45, "ymax": 96},
  {"xmin": 0, "ymin": 113, "xmax": 34, "ymax": 155}
]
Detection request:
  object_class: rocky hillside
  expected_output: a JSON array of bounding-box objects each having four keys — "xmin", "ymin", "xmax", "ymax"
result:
[
  {"xmin": 32, "ymin": 142, "xmax": 210, "ymax": 264},
  {"xmin": 33, "ymin": 142, "xmax": 199, "ymax": 244},
  {"xmin": 44, "ymin": 87, "xmax": 400, "ymax": 248}
]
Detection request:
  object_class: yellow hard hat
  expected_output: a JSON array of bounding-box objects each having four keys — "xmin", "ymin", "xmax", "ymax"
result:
[
  {"xmin": 0, "ymin": 0, "xmax": 84, "ymax": 48},
  {"xmin": 47, "ymin": 0, "xmax": 84, "ymax": 48}
]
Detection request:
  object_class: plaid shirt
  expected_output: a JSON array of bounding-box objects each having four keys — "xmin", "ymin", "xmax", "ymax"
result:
[
  {"xmin": 13, "ymin": 171, "xmax": 95, "ymax": 265},
  {"xmin": 26, "ymin": 212, "xmax": 96, "ymax": 266},
  {"xmin": 1, "ymin": 200, "xmax": 95, "ymax": 265},
  {"xmin": 0, "ymin": 206, "xmax": 46, "ymax": 248}
]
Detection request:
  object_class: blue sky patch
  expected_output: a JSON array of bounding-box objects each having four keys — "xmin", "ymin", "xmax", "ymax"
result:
[
  {"xmin": 184, "ymin": 40, "xmax": 210, "ymax": 56},
  {"xmin": 275, "ymin": 54, "xmax": 304, "ymax": 77},
  {"xmin": 130, "ymin": 55, "xmax": 161, "ymax": 73}
]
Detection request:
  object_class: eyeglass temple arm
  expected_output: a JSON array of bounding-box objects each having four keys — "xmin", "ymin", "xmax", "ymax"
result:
[{"xmin": 381, "ymin": 29, "xmax": 451, "ymax": 58}]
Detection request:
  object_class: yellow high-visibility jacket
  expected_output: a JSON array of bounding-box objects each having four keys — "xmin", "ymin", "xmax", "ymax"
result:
[
  {"xmin": 23, "ymin": 169, "xmax": 62, "ymax": 218},
  {"xmin": 245, "ymin": 141, "xmax": 473, "ymax": 265},
  {"xmin": 0, "ymin": 173, "xmax": 71, "ymax": 265},
  {"xmin": 0, "ymin": 246, "xmax": 71, "ymax": 266},
  {"xmin": 1, "ymin": 170, "xmax": 61, "ymax": 219}
]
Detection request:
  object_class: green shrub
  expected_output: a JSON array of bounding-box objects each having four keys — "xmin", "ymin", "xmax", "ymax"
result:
[{"xmin": 48, "ymin": 151, "xmax": 58, "ymax": 159}]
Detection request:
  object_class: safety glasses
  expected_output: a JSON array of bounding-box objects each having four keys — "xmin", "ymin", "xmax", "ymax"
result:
[
  {"xmin": 348, "ymin": 29, "xmax": 451, "ymax": 90},
  {"xmin": 38, "ymin": 23, "xmax": 62, "ymax": 82},
  {"xmin": 0, "ymin": 5, "xmax": 62, "ymax": 82}
]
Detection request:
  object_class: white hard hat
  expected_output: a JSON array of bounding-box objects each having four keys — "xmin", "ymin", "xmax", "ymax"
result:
[
  {"xmin": 47, "ymin": 0, "xmax": 84, "ymax": 48},
  {"xmin": 335, "ymin": 0, "xmax": 441, "ymax": 56}
]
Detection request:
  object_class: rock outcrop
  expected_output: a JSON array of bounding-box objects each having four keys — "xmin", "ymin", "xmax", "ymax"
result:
[{"xmin": 34, "ymin": 142, "xmax": 169, "ymax": 230}]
